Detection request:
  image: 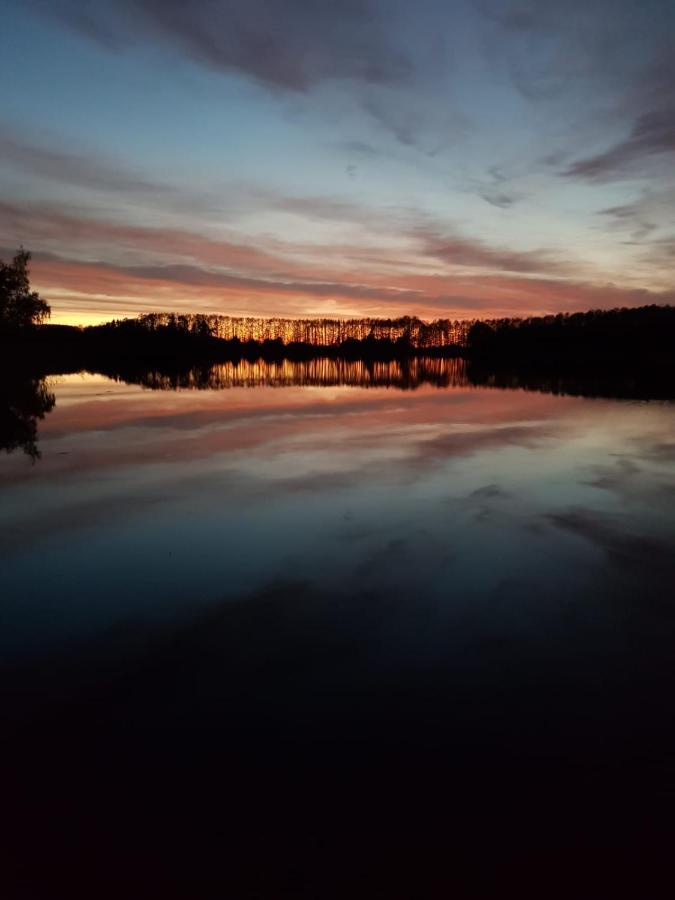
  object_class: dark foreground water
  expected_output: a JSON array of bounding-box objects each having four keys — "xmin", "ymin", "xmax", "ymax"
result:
[{"xmin": 2, "ymin": 360, "xmax": 675, "ymax": 897}]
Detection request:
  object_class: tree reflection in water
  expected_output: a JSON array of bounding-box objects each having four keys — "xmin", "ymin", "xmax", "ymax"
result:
[
  {"xmin": 2, "ymin": 357, "xmax": 674, "ymax": 461},
  {"xmin": 102, "ymin": 356, "xmax": 469, "ymax": 391},
  {"xmin": 102, "ymin": 356, "xmax": 675, "ymax": 401},
  {"xmin": 0, "ymin": 374, "xmax": 55, "ymax": 460}
]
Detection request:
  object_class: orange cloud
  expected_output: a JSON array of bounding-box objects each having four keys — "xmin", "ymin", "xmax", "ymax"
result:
[
  {"xmin": 4, "ymin": 200, "xmax": 674, "ymax": 324},
  {"xmin": 29, "ymin": 254, "xmax": 675, "ymax": 326}
]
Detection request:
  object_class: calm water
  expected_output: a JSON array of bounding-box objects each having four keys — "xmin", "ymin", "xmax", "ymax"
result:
[{"xmin": 3, "ymin": 361, "xmax": 675, "ymax": 895}]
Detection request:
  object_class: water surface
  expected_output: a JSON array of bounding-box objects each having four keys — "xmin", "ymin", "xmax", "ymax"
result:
[{"xmin": 2, "ymin": 361, "xmax": 675, "ymax": 895}]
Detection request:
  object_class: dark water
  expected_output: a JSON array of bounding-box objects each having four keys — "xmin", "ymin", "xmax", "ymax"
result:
[{"xmin": 2, "ymin": 361, "xmax": 675, "ymax": 897}]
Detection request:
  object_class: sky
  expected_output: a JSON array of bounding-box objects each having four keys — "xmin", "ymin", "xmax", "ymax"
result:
[{"xmin": 1, "ymin": 0, "xmax": 674, "ymax": 325}]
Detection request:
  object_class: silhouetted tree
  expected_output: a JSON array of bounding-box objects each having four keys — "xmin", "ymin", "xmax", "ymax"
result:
[
  {"xmin": 467, "ymin": 321, "xmax": 497, "ymax": 353},
  {"xmin": 0, "ymin": 248, "xmax": 50, "ymax": 330},
  {"xmin": 466, "ymin": 304, "xmax": 675, "ymax": 363},
  {"xmin": 98, "ymin": 312, "xmax": 472, "ymax": 348}
]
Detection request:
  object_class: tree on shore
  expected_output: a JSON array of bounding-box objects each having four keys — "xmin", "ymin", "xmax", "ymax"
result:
[{"xmin": 0, "ymin": 248, "xmax": 50, "ymax": 330}]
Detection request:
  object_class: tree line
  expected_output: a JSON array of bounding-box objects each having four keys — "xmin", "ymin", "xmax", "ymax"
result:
[
  {"xmin": 466, "ymin": 305, "xmax": 675, "ymax": 363},
  {"xmin": 95, "ymin": 312, "xmax": 471, "ymax": 348},
  {"xmin": 92, "ymin": 305, "xmax": 675, "ymax": 364},
  {"xmin": 2, "ymin": 247, "xmax": 674, "ymax": 365}
]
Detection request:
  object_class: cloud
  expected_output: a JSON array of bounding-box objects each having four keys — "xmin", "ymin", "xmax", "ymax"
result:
[
  {"xmin": 0, "ymin": 131, "xmax": 163, "ymax": 195},
  {"xmin": 565, "ymin": 106, "xmax": 675, "ymax": 182},
  {"xmin": 107, "ymin": 261, "xmax": 427, "ymax": 304},
  {"xmin": 4, "ymin": 189, "xmax": 675, "ymax": 324},
  {"xmin": 467, "ymin": 484, "xmax": 509, "ymax": 501},
  {"xmin": 18, "ymin": 247, "xmax": 675, "ymax": 324},
  {"xmin": 359, "ymin": 88, "xmax": 465, "ymax": 156},
  {"xmin": 0, "ymin": 201, "xmax": 299, "ymax": 273},
  {"xmin": 599, "ymin": 187, "xmax": 675, "ymax": 241},
  {"xmin": 22, "ymin": 250, "xmax": 430, "ymax": 314},
  {"xmin": 600, "ymin": 203, "xmax": 658, "ymax": 243},
  {"xmin": 33, "ymin": 1, "xmax": 461, "ymax": 153},
  {"xmin": 0, "ymin": 125, "xmax": 232, "ymax": 221},
  {"xmin": 480, "ymin": 192, "xmax": 517, "ymax": 210},
  {"xmin": 479, "ymin": 2, "xmax": 675, "ymax": 183},
  {"xmin": 598, "ymin": 189, "xmax": 675, "ymax": 279},
  {"xmin": 0, "ymin": 195, "xmax": 577, "ymax": 289},
  {"xmin": 338, "ymin": 140, "xmax": 381, "ymax": 158},
  {"xmin": 36, "ymin": 0, "xmax": 411, "ymax": 92},
  {"xmin": 412, "ymin": 224, "xmax": 574, "ymax": 276},
  {"xmin": 560, "ymin": 35, "xmax": 675, "ymax": 181},
  {"xmin": 0, "ymin": 131, "xmax": 391, "ymax": 233},
  {"xmin": 474, "ymin": 166, "xmax": 522, "ymax": 209}
]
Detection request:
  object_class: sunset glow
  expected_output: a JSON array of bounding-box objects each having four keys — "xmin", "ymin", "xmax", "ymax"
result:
[{"xmin": 2, "ymin": 1, "xmax": 674, "ymax": 324}]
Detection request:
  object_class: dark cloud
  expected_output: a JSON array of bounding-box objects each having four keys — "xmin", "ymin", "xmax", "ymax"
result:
[
  {"xmin": 480, "ymin": 191, "xmax": 517, "ymax": 210},
  {"xmin": 36, "ymin": 0, "xmax": 411, "ymax": 92},
  {"xmin": 0, "ymin": 131, "xmax": 163, "ymax": 195},
  {"xmin": 480, "ymin": 0, "xmax": 654, "ymax": 102},
  {"xmin": 338, "ymin": 140, "xmax": 381, "ymax": 158},
  {"xmin": 599, "ymin": 188, "xmax": 675, "ymax": 253},
  {"xmin": 462, "ymin": 166, "xmax": 524, "ymax": 210},
  {"xmin": 413, "ymin": 224, "xmax": 573, "ymax": 276},
  {"xmin": 26, "ymin": 0, "xmax": 675, "ymax": 178},
  {"xmin": 563, "ymin": 39, "xmax": 675, "ymax": 181},
  {"xmin": 0, "ymin": 126, "xmax": 232, "ymax": 221},
  {"xmin": 0, "ymin": 199, "xmax": 307, "ymax": 276},
  {"xmin": 483, "ymin": 0, "xmax": 675, "ymax": 91},
  {"xmin": 263, "ymin": 192, "xmax": 385, "ymax": 226},
  {"xmin": 480, "ymin": 1, "xmax": 675, "ymax": 181},
  {"xmin": 566, "ymin": 106, "xmax": 675, "ymax": 182},
  {"xmin": 468, "ymin": 484, "xmax": 509, "ymax": 501},
  {"xmin": 31, "ymin": 1, "xmax": 458, "ymax": 153},
  {"xmin": 360, "ymin": 91, "xmax": 460, "ymax": 156},
  {"xmin": 599, "ymin": 202, "xmax": 658, "ymax": 243}
]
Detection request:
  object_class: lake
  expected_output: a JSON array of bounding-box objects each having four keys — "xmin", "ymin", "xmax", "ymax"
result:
[{"xmin": 3, "ymin": 360, "xmax": 675, "ymax": 896}]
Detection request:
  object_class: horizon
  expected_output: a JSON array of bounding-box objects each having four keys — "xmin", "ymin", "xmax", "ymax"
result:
[
  {"xmin": 1, "ymin": 1, "xmax": 674, "ymax": 327},
  {"xmin": 38, "ymin": 300, "xmax": 675, "ymax": 333}
]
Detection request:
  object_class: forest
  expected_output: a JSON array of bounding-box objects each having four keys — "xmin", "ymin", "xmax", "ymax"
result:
[
  {"xmin": 102, "ymin": 312, "xmax": 470, "ymax": 347},
  {"xmin": 465, "ymin": 304, "xmax": 675, "ymax": 365},
  {"xmin": 1, "ymin": 247, "xmax": 674, "ymax": 368},
  {"xmin": 4, "ymin": 304, "xmax": 674, "ymax": 373}
]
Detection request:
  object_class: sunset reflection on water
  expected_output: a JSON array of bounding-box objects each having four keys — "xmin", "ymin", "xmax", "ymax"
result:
[
  {"xmin": 3, "ymin": 363, "xmax": 675, "ymax": 895},
  {"xmin": 2, "ymin": 366, "xmax": 674, "ymax": 658}
]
